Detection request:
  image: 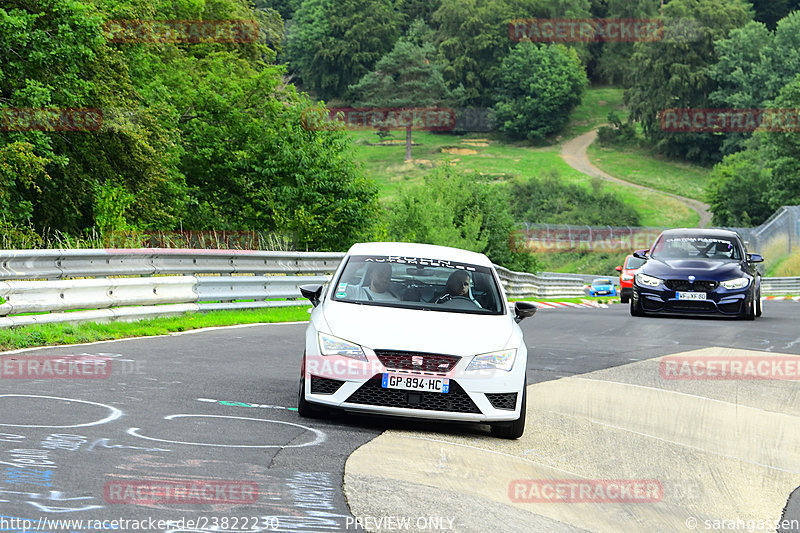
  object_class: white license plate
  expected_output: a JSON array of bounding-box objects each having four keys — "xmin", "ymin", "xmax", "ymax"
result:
[
  {"xmin": 676, "ymin": 291, "xmax": 707, "ymax": 300},
  {"xmin": 381, "ymin": 374, "xmax": 449, "ymax": 393}
]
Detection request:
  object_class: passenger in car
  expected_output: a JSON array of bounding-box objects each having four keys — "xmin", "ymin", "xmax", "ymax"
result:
[{"xmin": 360, "ymin": 263, "xmax": 400, "ymax": 301}]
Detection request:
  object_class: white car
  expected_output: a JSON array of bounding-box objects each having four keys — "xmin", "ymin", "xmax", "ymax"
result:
[{"xmin": 297, "ymin": 242, "xmax": 537, "ymax": 439}]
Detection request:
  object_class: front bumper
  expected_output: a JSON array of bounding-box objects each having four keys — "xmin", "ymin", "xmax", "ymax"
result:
[
  {"xmin": 632, "ymin": 285, "xmax": 751, "ymax": 316},
  {"xmin": 302, "ymin": 349, "xmax": 526, "ymax": 423}
]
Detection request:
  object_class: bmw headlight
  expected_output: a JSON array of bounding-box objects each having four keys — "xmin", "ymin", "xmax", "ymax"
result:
[
  {"xmin": 318, "ymin": 333, "xmax": 367, "ymax": 361},
  {"xmin": 635, "ymin": 273, "xmax": 661, "ymax": 287},
  {"xmin": 466, "ymin": 349, "xmax": 517, "ymax": 372},
  {"xmin": 720, "ymin": 277, "xmax": 750, "ymax": 290}
]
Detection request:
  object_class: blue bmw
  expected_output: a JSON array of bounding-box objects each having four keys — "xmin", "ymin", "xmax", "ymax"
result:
[{"xmin": 630, "ymin": 229, "xmax": 763, "ymax": 319}]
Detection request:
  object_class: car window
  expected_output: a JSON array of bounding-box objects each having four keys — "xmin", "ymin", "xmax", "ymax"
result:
[
  {"xmin": 625, "ymin": 256, "xmax": 646, "ymax": 269},
  {"xmin": 331, "ymin": 255, "xmax": 505, "ymax": 315},
  {"xmin": 650, "ymin": 235, "xmax": 742, "ymax": 261}
]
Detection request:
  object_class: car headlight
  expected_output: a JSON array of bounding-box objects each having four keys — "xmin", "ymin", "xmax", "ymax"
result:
[
  {"xmin": 318, "ymin": 333, "xmax": 367, "ymax": 361},
  {"xmin": 466, "ymin": 349, "xmax": 517, "ymax": 372},
  {"xmin": 621, "ymin": 274, "xmax": 634, "ymax": 281},
  {"xmin": 720, "ymin": 277, "xmax": 750, "ymax": 290},
  {"xmin": 636, "ymin": 273, "xmax": 661, "ymax": 287}
]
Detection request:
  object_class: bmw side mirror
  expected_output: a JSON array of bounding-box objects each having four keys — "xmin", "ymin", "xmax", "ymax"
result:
[
  {"xmin": 632, "ymin": 249, "xmax": 648, "ymax": 260},
  {"xmin": 514, "ymin": 301, "xmax": 537, "ymax": 323},
  {"xmin": 747, "ymin": 253, "xmax": 764, "ymax": 263},
  {"xmin": 300, "ymin": 284, "xmax": 324, "ymax": 307}
]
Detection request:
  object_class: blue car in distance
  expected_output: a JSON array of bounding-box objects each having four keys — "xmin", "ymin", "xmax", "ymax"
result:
[{"xmin": 588, "ymin": 278, "xmax": 617, "ymax": 297}]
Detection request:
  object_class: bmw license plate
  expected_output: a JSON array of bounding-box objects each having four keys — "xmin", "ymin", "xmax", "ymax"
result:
[
  {"xmin": 676, "ymin": 291, "xmax": 707, "ymax": 300},
  {"xmin": 382, "ymin": 374, "xmax": 449, "ymax": 393}
]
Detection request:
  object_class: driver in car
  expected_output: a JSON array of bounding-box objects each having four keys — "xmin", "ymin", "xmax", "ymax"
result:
[
  {"xmin": 360, "ymin": 262, "xmax": 400, "ymax": 301},
  {"xmin": 436, "ymin": 270, "xmax": 482, "ymax": 307}
]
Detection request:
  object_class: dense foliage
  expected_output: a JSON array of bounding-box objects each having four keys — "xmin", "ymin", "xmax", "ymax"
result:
[{"xmin": 0, "ymin": 0, "xmax": 379, "ymax": 251}]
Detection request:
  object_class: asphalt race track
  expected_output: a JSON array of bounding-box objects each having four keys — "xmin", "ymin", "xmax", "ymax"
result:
[{"xmin": 1, "ymin": 302, "xmax": 799, "ymax": 533}]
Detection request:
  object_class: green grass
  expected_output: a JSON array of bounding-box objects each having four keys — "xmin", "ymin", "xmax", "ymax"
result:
[
  {"xmin": 560, "ymin": 86, "xmax": 626, "ymax": 139},
  {"xmin": 587, "ymin": 142, "xmax": 711, "ymax": 202},
  {"xmin": 0, "ymin": 306, "xmax": 311, "ymax": 352},
  {"xmin": 353, "ymin": 130, "xmax": 695, "ymax": 227}
]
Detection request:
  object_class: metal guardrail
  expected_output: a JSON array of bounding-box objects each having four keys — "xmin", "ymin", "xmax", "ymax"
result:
[
  {"xmin": 761, "ymin": 277, "xmax": 800, "ymax": 296},
  {"xmin": 0, "ymin": 248, "xmax": 796, "ymax": 328}
]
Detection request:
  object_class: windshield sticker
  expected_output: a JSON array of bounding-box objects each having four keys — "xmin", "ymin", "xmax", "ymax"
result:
[
  {"xmin": 665, "ymin": 237, "xmax": 732, "ymax": 245},
  {"xmin": 364, "ymin": 256, "xmax": 476, "ymax": 271}
]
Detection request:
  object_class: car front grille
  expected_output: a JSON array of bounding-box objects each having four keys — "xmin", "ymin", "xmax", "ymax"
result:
[
  {"xmin": 718, "ymin": 301, "xmax": 743, "ymax": 314},
  {"xmin": 666, "ymin": 301, "xmax": 717, "ymax": 312},
  {"xmin": 665, "ymin": 280, "xmax": 718, "ymax": 291},
  {"xmin": 485, "ymin": 392, "xmax": 517, "ymax": 411},
  {"xmin": 310, "ymin": 376, "xmax": 345, "ymax": 395},
  {"xmin": 374, "ymin": 350, "xmax": 460, "ymax": 376},
  {"xmin": 345, "ymin": 376, "xmax": 480, "ymax": 413}
]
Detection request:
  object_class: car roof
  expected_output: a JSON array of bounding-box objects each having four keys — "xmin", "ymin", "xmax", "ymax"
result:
[
  {"xmin": 345, "ymin": 242, "xmax": 494, "ymax": 267},
  {"xmin": 657, "ymin": 228, "xmax": 742, "ymax": 240}
]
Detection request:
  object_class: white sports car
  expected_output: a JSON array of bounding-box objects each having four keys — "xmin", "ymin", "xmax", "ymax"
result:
[{"xmin": 297, "ymin": 242, "xmax": 536, "ymax": 439}]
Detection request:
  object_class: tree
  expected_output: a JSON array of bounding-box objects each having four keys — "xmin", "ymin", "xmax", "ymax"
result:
[
  {"xmin": 593, "ymin": 0, "xmax": 660, "ymax": 85},
  {"xmin": 748, "ymin": 0, "xmax": 800, "ymax": 29},
  {"xmin": 0, "ymin": 0, "xmax": 188, "ymax": 233},
  {"xmin": 350, "ymin": 21, "xmax": 457, "ymax": 160},
  {"xmin": 708, "ymin": 13, "xmax": 800, "ymax": 154},
  {"xmin": 492, "ymin": 42, "xmax": 588, "ymax": 141},
  {"xmin": 705, "ymin": 149, "xmax": 772, "ymax": 226},
  {"xmin": 433, "ymin": 0, "xmax": 591, "ymax": 107},
  {"xmin": 625, "ymin": 0, "xmax": 753, "ymax": 163},
  {"xmin": 705, "ymin": 76, "xmax": 800, "ymax": 225},
  {"xmin": 285, "ymin": 0, "xmax": 402, "ymax": 100}
]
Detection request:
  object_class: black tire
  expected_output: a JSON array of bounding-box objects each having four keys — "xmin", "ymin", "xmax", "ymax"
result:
[
  {"xmin": 740, "ymin": 295, "xmax": 756, "ymax": 321},
  {"xmin": 297, "ymin": 354, "xmax": 323, "ymax": 418},
  {"xmin": 630, "ymin": 293, "xmax": 645, "ymax": 317},
  {"xmin": 755, "ymin": 288, "xmax": 762, "ymax": 317},
  {"xmin": 491, "ymin": 385, "xmax": 526, "ymax": 439},
  {"xmin": 621, "ymin": 294, "xmax": 629, "ymax": 304}
]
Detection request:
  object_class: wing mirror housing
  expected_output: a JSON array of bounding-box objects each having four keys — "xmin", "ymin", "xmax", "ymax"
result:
[
  {"xmin": 615, "ymin": 265, "xmax": 623, "ymax": 272},
  {"xmin": 514, "ymin": 301, "xmax": 537, "ymax": 323},
  {"xmin": 747, "ymin": 253, "xmax": 764, "ymax": 263},
  {"xmin": 299, "ymin": 284, "xmax": 324, "ymax": 307},
  {"xmin": 632, "ymin": 249, "xmax": 649, "ymax": 260}
]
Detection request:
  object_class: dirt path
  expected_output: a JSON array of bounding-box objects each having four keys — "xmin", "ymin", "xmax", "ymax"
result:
[{"xmin": 560, "ymin": 129, "xmax": 712, "ymax": 228}]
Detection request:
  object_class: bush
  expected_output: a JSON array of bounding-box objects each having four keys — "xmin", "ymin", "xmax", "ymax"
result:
[{"xmin": 387, "ymin": 164, "xmax": 541, "ymax": 273}]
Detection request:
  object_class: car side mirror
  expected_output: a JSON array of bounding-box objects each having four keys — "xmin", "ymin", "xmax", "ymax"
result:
[
  {"xmin": 633, "ymin": 249, "xmax": 648, "ymax": 260},
  {"xmin": 300, "ymin": 284, "xmax": 324, "ymax": 307},
  {"xmin": 747, "ymin": 253, "xmax": 764, "ymax": 263},
  {"xmin": 615, "ymin": 266, "xmax": 622, "ymax": 272},
  {"xmin": 514, "ymin": 301, "xmax": 537, "ymax": 323}
]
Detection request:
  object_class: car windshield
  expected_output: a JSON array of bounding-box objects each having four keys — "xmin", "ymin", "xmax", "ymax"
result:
[
  {"xmin": 331, "ymin": 255, "xmax": 505, "ymax": 315},
  {"xmin": 650, "ymin": 235, "xmax": 742, "ymax": 261},
  {"xmin": 593, "ymin": 279, "xmax": 612, "ymax": 286},
  {"xmin": 625, "ymin": 256, "xmax": 646, "ymax": 270}
]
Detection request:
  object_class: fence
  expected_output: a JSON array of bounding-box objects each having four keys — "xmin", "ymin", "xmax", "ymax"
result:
[
  {"xmin": 518, "ymin": 205, "xmax": 800, "ymax": 256},
  {"xmin": 0, "ymin": 249, "xmax": 589, "ymax": 328},
  {"xmin": 0, "ymin": 248, "xmax": 795, "ymax": 329}
]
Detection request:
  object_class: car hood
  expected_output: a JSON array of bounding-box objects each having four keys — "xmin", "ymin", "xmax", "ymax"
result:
[
  {"xmin": 642, "ymin": 258, "xmax": 745, "ymax": 279},
  {"xmin": 321, "ymin": 301, "xmax": 515, "ymax": 356}
]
